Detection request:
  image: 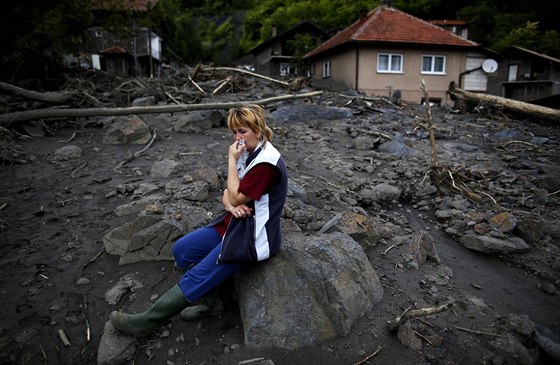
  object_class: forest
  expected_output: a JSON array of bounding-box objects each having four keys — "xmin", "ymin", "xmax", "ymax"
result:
[{"xmin": 1, "ymin": 0, "xmax": 560, "ymax": 82}]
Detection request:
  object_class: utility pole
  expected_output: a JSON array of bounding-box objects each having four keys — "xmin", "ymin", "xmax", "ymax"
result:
[{"xmin": 132, "ymin": 18, "xmax": 138, "ymax": 76}]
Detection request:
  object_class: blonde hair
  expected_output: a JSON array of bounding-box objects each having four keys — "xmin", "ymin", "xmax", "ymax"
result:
[{"xmin": 227, "ymin": 104, "xmax": 273, "ymax": 142}]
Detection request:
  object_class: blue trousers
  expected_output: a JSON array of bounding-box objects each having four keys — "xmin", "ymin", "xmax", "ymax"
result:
[{"xmin": 173, "ymin": 227, "xmax": 243, "ymax": 302}]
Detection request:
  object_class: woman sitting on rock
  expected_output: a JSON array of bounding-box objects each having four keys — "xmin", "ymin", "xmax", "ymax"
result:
[{"xmin": 109, "ymin": 104, "xmax": 289, "ymax": 337}]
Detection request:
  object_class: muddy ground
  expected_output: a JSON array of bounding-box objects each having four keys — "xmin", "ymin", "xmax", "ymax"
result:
[{"xmin": 0, "ymin": 85, "xmax": 559, "ymax": 365}]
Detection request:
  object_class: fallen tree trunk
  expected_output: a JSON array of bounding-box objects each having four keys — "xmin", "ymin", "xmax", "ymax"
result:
[
  {"xmin": 0, "ymin": 91, "xmax": 323, "ymax": 126},
  {"xmin": 448, "ymin": 82, "xmax": 560, "ymax": 122},
  {"xmin": 0, "ymin": 81, "xmax": 76, "ymax": 105}
]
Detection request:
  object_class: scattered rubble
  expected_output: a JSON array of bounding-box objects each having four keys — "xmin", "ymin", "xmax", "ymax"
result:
[{"xmin": 0, "ymin": 68, "xmax": 559, "ymax": 365}]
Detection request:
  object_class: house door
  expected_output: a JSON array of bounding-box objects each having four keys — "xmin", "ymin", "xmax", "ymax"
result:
[{"xmin": 508, "ymin": 64, "xmax": 518, "ymax": 82}]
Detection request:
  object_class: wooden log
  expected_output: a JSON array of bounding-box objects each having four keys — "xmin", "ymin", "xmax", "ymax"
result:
[
  {"xmin": 0, "ymin": 81, "xmax": 75, "ymax": 104},
  {"xmin": 0, "ymin": 91, "xmax": 323, "ymax": 125},
  {"xmin": 448, "ymin": 82, "xmax": 560, "ymax": 122}
]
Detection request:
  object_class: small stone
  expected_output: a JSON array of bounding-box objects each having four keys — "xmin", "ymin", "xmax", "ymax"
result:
[
  {"xmin": 489, "ymin": 212, "xmax": 517, "ymax": 233},
  {"xmin": 474, "ymin": 223, "xmax": 491, "ymax": 235},
  {"xmin": 76, "ymin": 277, "xmax": 91, "ymax": 285},
  {"xmin": 539, "ymin": 282, "xmax": 558, "ymax": 295},
  {"xmin": 145, "ymin": 204, "xmax": 163, "ymax": 214}
]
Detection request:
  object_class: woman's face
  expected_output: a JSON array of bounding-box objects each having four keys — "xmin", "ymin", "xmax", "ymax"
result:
[{"xmin": 231, "ymin": 125, "xmax": 260, "ymax": 153}]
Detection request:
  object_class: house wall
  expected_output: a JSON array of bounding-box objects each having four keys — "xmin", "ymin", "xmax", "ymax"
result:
[
  {"xmin": 463, "ymin": 53, "xmax": 490, "ymax": 91},
  {"xmin": 310, "ymin": 47, "xmax": 467, "ymax": 104},
  {"xmin": 254, "ymin": 44, "xmax": 273, "ymax": 76},
  {"xmin": 487, "ymin": 55, "xmax": 560, "ymax": 101},
  {"xmin": 310, "ymin": 49, "xmax": 357, "ymax": 90}
]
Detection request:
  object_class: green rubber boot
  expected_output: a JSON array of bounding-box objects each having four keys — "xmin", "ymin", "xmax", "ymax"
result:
[
  {"xmin": 180, "ymin": 289, "xmax": 224, "ymax": 321},
  {"xmin": 109, "ymin": 284, "xmax": 190, "ymax": 337}
]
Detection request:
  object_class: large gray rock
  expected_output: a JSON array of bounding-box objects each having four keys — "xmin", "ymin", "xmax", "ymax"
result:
[
  {"xmin": 235, "ymin": 231, "xmax": 383, "ymax": 350},
  {"xmin": 378, "ymin": 133, "xmax": 412, "ymax": 156},
  {"xmin": 174, "ymin": 110, "xmax": 223, "ymax": 133},
  {"xmin": 351, "ymin": 135, "xmax": 376, "ymax": 150},
  {"xmin": 114, "ymin": 196, "xmax": 161, "ymax": 217},
  {"xmin": 271, "ymin": 104, "xmax": 352, "ymax": 123},
  {"xmin": 97, "ymin": 321, "xmax": 137, "ymax": 365},
  {"xmin": 150, "ymin": 159, "xmax": 182, "ymax": 178},
  {"xmin": 458, "ymin": 233, "xmax": 530, "ymax": 254},
  {"xmin": 103, "ymin": 115, "xmax": 152, "ymax": 145},
  {"xmin": 103, "ymin": 205, "xmax": 208, "ymax": 264},
  {"xmin": 190, "ymin": 164, "xmax": 220, "ymax": 190},
  {"xmin": 358, "ymin": 183, "xmax": 401, "ymax": 205},
  {"xmin": 165, "ymin": 180, "xmax": 209, "ymax": 201}
]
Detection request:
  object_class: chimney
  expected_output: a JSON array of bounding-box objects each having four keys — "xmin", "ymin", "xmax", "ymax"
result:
[
  {"xmin": 382, "ymin": 0, "xmax": 393, "ymax": 6},
  {"xmin": 271, "ymin": 25, "xmax": 277, "ymax": 37}
]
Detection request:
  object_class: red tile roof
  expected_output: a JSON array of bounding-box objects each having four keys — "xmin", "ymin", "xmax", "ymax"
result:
[
  {"xmin": 305, "ymin": 6, "xmax": 479, "ymax": 59},
  {"xmin": 93, "ymin": 0, "xmax": 158, "ymax": 12}
]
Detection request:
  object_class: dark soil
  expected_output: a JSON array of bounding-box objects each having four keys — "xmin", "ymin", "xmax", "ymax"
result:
[{"xmin": 1, "ymin": 100, "xmax": 559, "ymax": 365}]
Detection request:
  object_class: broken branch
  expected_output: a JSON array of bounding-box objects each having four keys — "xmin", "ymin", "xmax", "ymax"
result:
[
  {"xmin": 201, "ymin": 66, "xmax": 290, "ymax": 87},
  {"xmin": 454, "ymin": 326, "xmax": 505, "ymax": 337},
  {"xmin": 113, "ymin": 129, "xmax": 158, "ymax": 172},
  {"xmin": 420, "ymin": 80, "xmax": 438, "ymax": 167},
  {"xmin": 353, "ymin": 345, "xmax": 385, "ymax": 365},
  {"xmin": 387, "ymin": 300, "xmax": 455, "ymax": 331},
  {"xmin": 187, "ymin": 75, "xmax": 205, "ymax": 94},
  {"xmin": 0, "ymin": 81, "xmax": 75, "ymax": 104},
  {"xmin": 71, "ymin": 162, "xmax": 88, "ymax": 178},
  {"xmin": 57, "ymin": 329, "xmax": 71, "ymax": 346}
]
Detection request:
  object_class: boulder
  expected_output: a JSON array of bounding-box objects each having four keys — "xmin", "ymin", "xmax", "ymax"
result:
[
  {"xmin": 458, "ymin": 233, "xmax": 530, "ymax": 254},
  {"xmin": 358, "ymin": 183, "xmax": 401, "ymax": 205},
  {"xmin": 114, "ymin": 196, "xmax": 162, "ymax": 217},
  {"xmin": 150, "ymin": 159, "xmax": 182, "ymax": 178},
  {"xmin": 103, "ymin": 115, "xmax": 152, "ymax": 145},
  {"xmin": 378, "ymin": 132, "xmax": 412, "ymax": 156},
  {"xmin": 174, "ymin": 110, "xmax": 223, "ymax": 133},
  {"xmin": 103, "ymin": 205, "xmax": 208, "ymax": 265},
  {"xmin": 97, "ymin": 321, "xmax": 137, "ymax": 365},
  {"xmin": 235, "ymin": 231, "xmax": 383, "ymax": 350}
]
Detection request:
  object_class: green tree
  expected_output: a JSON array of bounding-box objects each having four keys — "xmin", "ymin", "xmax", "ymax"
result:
[
  {"xmin": 0, "ymin": 0, "xmax": 94, "ymax": 82},
  {"xmin": 287, "ymin": 33, "xmax": 321, "ymax": 75},
  {"xmin": 495, "ymin": 22, "xmax": 560, "ymax": 57},
  {"xmin": 240, "ymin": 0, "xmax": 374, "ymax": 53},
  {"xmin": 457, "ymin": 1, "xmax": 498, "ymax": 47}
]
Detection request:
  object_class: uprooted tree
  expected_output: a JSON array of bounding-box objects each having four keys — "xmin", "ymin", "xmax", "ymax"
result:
[{"xmin": 448, "ymin": 81, "xmax": 560, "ymax": 123}]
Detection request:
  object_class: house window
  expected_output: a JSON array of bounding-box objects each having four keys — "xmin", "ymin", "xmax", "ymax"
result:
[
  {"xmin": 322, "ymin": 61, "xmax": 331, "ymax": 78},
  {"xmin": 280, "ymin": 63, "xmax": 296, "ymax": 77},
  {"xmin": 508, "ymin": 64, "xmax": 518, "ymax": 82},
  {"xmin": 421, "ymin": 55, "xmax": 446, "ymax": 74},
  {"xmin": 377, "ymin": 53, "xmax": 403, "ymax": 73}
]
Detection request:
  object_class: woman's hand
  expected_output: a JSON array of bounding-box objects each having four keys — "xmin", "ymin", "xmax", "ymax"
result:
[
  {"xmin": 230, "ymin": 203, "xmax": 252, "ymax": 219},
  {"xmin": 228, "ymin": 140, "xmax": 246, "ymax": 161}
]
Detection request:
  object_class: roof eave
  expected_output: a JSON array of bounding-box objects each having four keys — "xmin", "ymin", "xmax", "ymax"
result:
[{"xmin": 305, "ymin": 40, "xmax": 480, "ymax": 60}]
